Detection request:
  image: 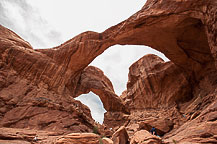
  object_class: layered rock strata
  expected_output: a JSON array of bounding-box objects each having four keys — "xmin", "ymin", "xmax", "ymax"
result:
[
  {"xmin": 124, "ymin": 54, "xmax": 190, "ymax": 109},
  {"xmin": 0, "ymin": 0, "xmax": 216, "ymax": 143},
  {"xmin": 115, "ymin": 53, "xmax": 217, "ymax": 143}
]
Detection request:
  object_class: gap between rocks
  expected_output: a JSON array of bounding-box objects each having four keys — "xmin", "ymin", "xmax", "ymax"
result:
[{"xmin": 75, "ymin": 45, "xmax": 170, "ymax": 124}]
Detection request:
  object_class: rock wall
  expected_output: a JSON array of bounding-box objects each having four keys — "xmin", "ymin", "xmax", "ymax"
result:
[
  {"xmin": 123, "ymin": 54, "xmax": 191, "ymax": 109},
  {"xmin": 0, "ymin": 60, "xmax": 95, "ymax": 133},
  {"xmin": 0, "ymin": 0, "xmax": 216, "ymax": 143}
]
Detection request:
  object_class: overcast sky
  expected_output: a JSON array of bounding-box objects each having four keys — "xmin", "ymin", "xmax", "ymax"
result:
[{"xmin": 0, "ymin": 0, "xmax": 169, "ymax": 124}]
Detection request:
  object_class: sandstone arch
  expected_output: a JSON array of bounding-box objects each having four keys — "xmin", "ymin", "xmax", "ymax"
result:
[
  {"xmin": 0, "ymin": 0, "xmax": 216, "ymax": 113},
  {"xmin": 0, "ymin": 1, "xmax": 217, "ymax": 142},
  {"xmin": 73, "ymin": 66, "xmax": 128, "ymax": 113}
]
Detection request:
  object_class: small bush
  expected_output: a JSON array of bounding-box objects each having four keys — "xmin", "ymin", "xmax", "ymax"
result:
[
  {"xmin": 93, "ymin": 126, "xmax": 99, "ymax": 135},
  {"xmin": 172, "ymin": 139, "xmax": 177, "ymax": 144},
  {"xmin": 99, "ymin": 138, "xmax": 103, "ymax": 144}
]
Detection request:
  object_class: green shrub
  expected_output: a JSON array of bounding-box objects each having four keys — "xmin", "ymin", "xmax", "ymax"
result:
[
  {"xmin": 99, "ymin": 138, "xmax": 103, "ymax": 144},
  {"xmin": 93, "ymin": 126, "xmax": 99, "ymax": 135}
]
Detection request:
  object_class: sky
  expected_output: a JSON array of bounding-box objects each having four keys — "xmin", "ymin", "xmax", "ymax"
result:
[{"xmin": 0, "ymin": 0, "xmax": 169, "ymax": 124}]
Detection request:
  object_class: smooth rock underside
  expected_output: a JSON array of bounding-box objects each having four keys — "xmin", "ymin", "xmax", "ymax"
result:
[{"xmin": 0, "ymin": 0, "xmax": 216, "ymax": 144}]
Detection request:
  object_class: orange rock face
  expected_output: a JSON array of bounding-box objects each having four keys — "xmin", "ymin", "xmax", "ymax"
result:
[
  {"xmin": 0, "ymin": 26, "xmax": 122, "ymax": 135},
  {"xmin": 0, "ymin": 0, "xmax": 216, "ymax": 143},
  {"xmin": 124, "ymin": 54, "xmax": 191, "ymax": 110},
  {"xmin": 102, "ymin": 138, "xmax": 114, "ymax": 144},
  {"xmin": 0, "ymin": 62, "xmax": 92, "ymax": 133},
  {"xmin": 56, "ymin": 133, "xmax": 100, "ymax": 144},
  {"xmin": 0, "ymin": 127, "xmax": 61, "ymax": 144},
  {"xmin": 74, "ymin": 66, "xmax": 128, "ymax": 113},
  {"xmin": 130, "ymin": 130, "xmax": 162, "ymax": 144},
  {"xmin": 112, "ymin": 126, "xmax": 129, "ymax": 144},
  {"xmin": 163, "ymin": 97, "xmax": 217, "ymax": 144},
  {"xmin": 0, "ymin": 127, "xmax": 103, "ymax": 144}
]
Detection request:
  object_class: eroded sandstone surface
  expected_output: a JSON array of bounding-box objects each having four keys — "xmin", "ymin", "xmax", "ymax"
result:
[{"xmin": 0, "ymin": 0, "xmax": 216, "ymax": 143}]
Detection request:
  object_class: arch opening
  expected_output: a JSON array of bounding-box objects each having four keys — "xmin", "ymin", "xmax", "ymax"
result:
[
  {"xmin": 90, "ymin": 45, "xmax": 170, "ymax": 95},
  {"xmin": 75, "ymin": 92, "xmax": 106, "ymax": 124},
  {"xmin": 73, "ymin": 45, "xmax": 170, "ymax": 124}
]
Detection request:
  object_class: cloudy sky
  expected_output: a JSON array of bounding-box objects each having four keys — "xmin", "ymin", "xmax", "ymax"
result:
[{"xmin": 0, "ymin": 0, "xmax": 169, "ymax": 124}]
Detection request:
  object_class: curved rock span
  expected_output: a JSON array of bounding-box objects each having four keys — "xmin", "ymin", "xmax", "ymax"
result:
[
  {"xmin": 0, "ymin": 0, "xmax": 216, "ymax": 112},
  {"xmin": 73, "ymin": 66, "xmax": 128, "ymax": 113},
  {"xmin": 1, "ymin": 0, "xmax": 216, "ymax": 101},
  {"xmin": 0, "ymin": 0, "xmax": 216, "ymax": 144}
]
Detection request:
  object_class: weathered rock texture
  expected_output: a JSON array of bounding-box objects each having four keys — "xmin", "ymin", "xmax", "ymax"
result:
[
  {"xmin": 117, "ymin": 53, "xmax": 217, "ymax": 142},
  {"xmin": 0, "ymin": 25, "xmax": 116, "ymax": 136},
  {"xmin": 130, "ymin": 130, "xmax": 162, "ymax": 144},
  {"xmin": 124, "ymin": 54, "xmax": 190, "ymax": 109},
  {"xmin": 0, "ymin": 127, "xmax": 60, "ymax": 144},
  {"xmin": 112, "ymin": 126, "xmax": 129, "ymax": 144},
  {"xmin": 0, "ymin": 0, "xmax": 217, "ymax": 143},
  {"xmin": 0, "ymin": 127, "xmax": 103, "ymax": 144},
  {"xmin": 56, "ymin": 133, "xmax": 100, "ymax": 144},
  {"xmin": 102, "ymin": 137, "xmax": 114, "ymax": 144},
  {"xmin": 163, "ymin": 95, "xmax": 217, "ymax": 144},
  {"xmin": 0, "ymin": 60, "xmax": 93, "ymax": 133},
  {"xmin": 74, "ymin": 66, "xmax": 127, "ymax": 113}
]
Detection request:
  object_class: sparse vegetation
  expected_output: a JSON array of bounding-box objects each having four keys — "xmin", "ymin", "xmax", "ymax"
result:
[
  {"xmin": 172, "ymin": 139, "xmax": 177, "ymax": 144},
  {"xmin": 93, "ymin": 126, "xmax": 99, "ymax": 135},
  {"xmin": 99, "ymin": 138, "xmax": 103, "ymax": 144}
]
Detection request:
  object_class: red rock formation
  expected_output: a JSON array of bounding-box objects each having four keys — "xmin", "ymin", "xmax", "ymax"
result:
[
  {"xmin": 111, "ymin": 126, "xmax": 129, "ymax": 144},
  {"xmin": 0, "ymin": 127, "xmax": 60, "ymax": 144},
  {"xmin": 56, "ymin": 133, "xmax": 100, "ymax": 144},
  {"xmin": 164, "ymin": 97, "xmax": 217, "ymax": 144},
  {"xmin": 0, "ymin": 26, "xmax": 122, "ymax": 135},
  {"xmin": 103, "ymin": 111, "xmax": 130, "ymax": 130},
  {"xmin": 0, "ymin": 40, "xmax": 110, "ymax": 135},
  {"xmin": 124, "ymin": 54, "xmax": 191, "ymax": 110},
  {"xmin": 138, "ymin": 118, "xmax": 174, "ymax": 136},
  {"xmin": 112, "ymin": 0, "xmax": 216, "ymax": 76},
  {"xmin": 74, "ymin": 66, "xmax": 128, "ymax": 113},
  {"xmin": 102, "ymin": 138, "xmax": 114, "ymax": 144},
  {"xmin": 118, "ymin": 52, "xmax": 216, "ymax": 141},
  {"xmin": 0, "ymin": 73, "xmax": 95, "ymax": 134},
  {"xmin": 130, "ymin": 130, "xmax": 162, "ymax": 144},
  {"xmin": 0, "ymin": 0, "xmax": 216, "ymax": 143},
  {"xmin": 0, "ymin": 127, "xmax": 103, "ymax": 144}
]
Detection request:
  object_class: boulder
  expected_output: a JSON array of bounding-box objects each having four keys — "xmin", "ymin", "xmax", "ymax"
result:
[
  {"xmin": 139, "ymin": 118, "xmax": 174, "ymax": 136},
  {"xmin": 130, "ymin": 130, "xmax": 162, "ymax": 144},
  {"xmin": 102, "ymin": 137, "xmax": 114, "ymax": 144},
  {"xmin": 112, "ymin": 126, "xmax": 129, "ymax": 144}
]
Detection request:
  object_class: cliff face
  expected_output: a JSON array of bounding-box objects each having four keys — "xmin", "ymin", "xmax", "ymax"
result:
[
  {"xmin": 124, "ymin": 54, "xmax": 191, "ymax": 109},
  {"xmin": 0, "ymin": 0, "xmax": 216, "ymax": 143},
  {"xmin": 0, "ymin": 57, "xmax": 95, "ymax": 133},
  {"xmin": 115, "ymin": 54, "xmax": 217, "ymax": 143}
]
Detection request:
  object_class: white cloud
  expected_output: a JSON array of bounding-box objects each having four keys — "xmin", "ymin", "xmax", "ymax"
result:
[{"xmin": 0, "ymin": 0, "xmax": 63, "ymax": 48}]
